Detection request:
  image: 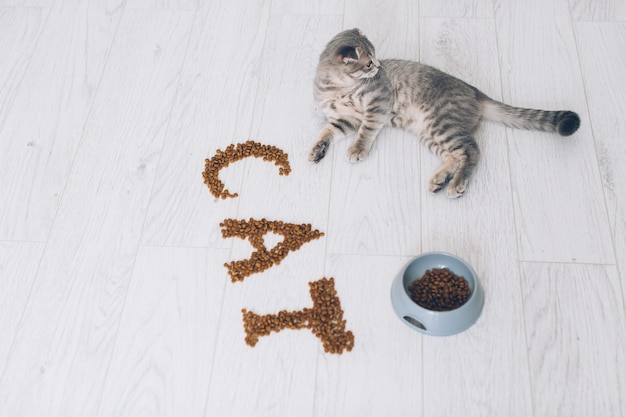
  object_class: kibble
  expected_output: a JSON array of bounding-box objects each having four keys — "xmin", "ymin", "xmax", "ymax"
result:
[
  {"xmin": 220, "ymin": 218, "xmax": 324, "ymax": 282},
  {"xmin": 242, "ymin": 277, "xmax": 355, "ymax": 354},
  {"xmin": 202, "ymin": 140, "xmax": 292, "ymax": 199},
  {"xmin": 408, "ymin": 268, "xmax": 471, "ymax": 311}
]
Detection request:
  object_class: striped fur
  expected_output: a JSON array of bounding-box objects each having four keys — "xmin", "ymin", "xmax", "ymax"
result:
[{"xmin": 310, "ymin": 28, "xmax": 581, "ymax": 198}]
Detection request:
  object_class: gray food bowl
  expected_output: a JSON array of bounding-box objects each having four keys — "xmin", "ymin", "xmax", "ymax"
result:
[{"xmin": 391, "ymin": 252, "xmax": 484, "ymax": 336}]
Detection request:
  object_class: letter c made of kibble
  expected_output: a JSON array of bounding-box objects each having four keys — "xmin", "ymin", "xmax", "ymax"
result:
[{"xmin": 202, "ymin": 140, "xmax": 292, "ymax": 199}]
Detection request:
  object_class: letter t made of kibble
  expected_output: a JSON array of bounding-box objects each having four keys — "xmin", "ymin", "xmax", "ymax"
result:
[{"xmin": 242, "ymin": 277, "xmax": 355, "ymax": 354}]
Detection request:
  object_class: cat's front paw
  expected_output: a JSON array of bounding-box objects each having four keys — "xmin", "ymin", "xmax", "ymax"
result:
[
  {"xmin": 309, "ymin": 141, "xmax": 329, "ymax": 163},
  {"xmin": 347, "ymin": 145, "xmax": 370, "ymax": 163}
]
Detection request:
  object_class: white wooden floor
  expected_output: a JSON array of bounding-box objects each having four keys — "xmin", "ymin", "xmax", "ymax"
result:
[{"xmin": 1, "ymin": 0, "xmax": 625, "ymax": 416}]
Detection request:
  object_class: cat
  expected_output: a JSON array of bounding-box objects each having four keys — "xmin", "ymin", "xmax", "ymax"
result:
[{"xmin": 309, "ymin": 28, "xmax": 580, "ymax": 198}]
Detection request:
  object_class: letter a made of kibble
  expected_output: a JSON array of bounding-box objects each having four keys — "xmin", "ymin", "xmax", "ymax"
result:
[{"xmin": 220, "ymin": 218, "xmax": 324, "ymax": 282}]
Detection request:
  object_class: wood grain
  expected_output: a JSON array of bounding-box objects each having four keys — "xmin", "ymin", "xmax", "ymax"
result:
[
  {"xmin": 569, "ymin": 0, "xmax": 626, "ymax": 21},
  {"xmin": 0, "ymin": 7, "xmax": 46, "ymax": 131},
  {"xmin": 141, "ymin": 0, "xmax": 270, "ymax": 248},
  {"xmin": 521, "ymin": 262, "xmax": 626, "ymax": 417},
  {"xmin": 204, "ymin": 244, "xmax": 325, "ymax": 417},
  {"xmin": 314, "ymin": 254, "xmax": 422, "ymax": 417},
  {"xmin": 495, "ymin": 0, "xmax": 614, "ymax": 264},
  {"xmin": 575, "ymin": 21, "xmax": 626, "ymax": 305},
  {"xmin": 344, "ymin": 0, "xmax": 419, "ymax": 58},
  {"xmin": 96, "ymin": 247, "xmax": 227, "ymax": 417},
  {"xmin": 0, "ymin": 0, "xmax": 53, "ymax": 6},
  {"xmin": 271, "ymin": 0, "xmax": 344, "ymax": 15},
  {"xmin": 0, "ymin": 242, "xmax": 44, "ymax": 369},
  {"xmin": 0, "ymin": 10, "xmax": 194, "ymax": 417},
  {"xmin": 420, "ymin": 18, "xmax": 533, "ymax": 417},
  {"xmin": 420, "ymin": 0, "xmax": 493, "ymax": 18},
  {"xmin": 125, "ymin": 0, "xmax": 197, "ymax": 10},
  {"xmin": 0, "ymin": 0, "xmax": 124, "ymax": 241}
]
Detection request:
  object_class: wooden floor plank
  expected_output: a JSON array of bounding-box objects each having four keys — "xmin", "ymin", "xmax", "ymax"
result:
[
  {"xmin": 419, "ymin": 18, "xmax": 533, "ymax": 417},
  {"xmin": 271, "ymin": 0, "xmax": 344, "ymax": 15},
  {"xmin": 0, "ymin": 0, "xmax": 53, "ymax": 6},
  {"xmin": 420, "ymin": 0, "xmax": 493, "ymax": 18},
  {"xmin": 204, "ymin": 253, "xmax": 324, "ymax": 417},
  {"xmin": 96, "ymin": 246, "xmax": 227, "ymax": 417},
  {"xmin": 125, "ymin": 0, "xmax": 197, "ymax": 10},
  {"xmin": 575, "ymin": 21, "xmax": 626, "ymax": 304},
  {"xmin": 0, "ymin": 0, "xmax": 124, "ymax": 241},
  {"xmin": 521, "ymin": 262, "xmax": 626, "ymax": 417},
  {"xmin": 204, "ymin": 236, "xmax": 327, "ymax": 416},
  {"xmin": 569, "ymin": 0, "xmax": 626, "ymax": 21},
  {"xmin": 140, "ymin": 0, "xmax": 270, "ymax": 248},
  {"xmin": 494, "ymin": 0, "xmax": 614, "ymax": 264},
  {"xmin": 0, "ymin": 242, "xmax": 44, "ymax": 369},
  {"xmin": 0, "ymin": 10, "xmax": 194, "ymax": 417},
  {"xmin": 0, "ymin": 7, "xmax": 47, "ymax": 132},
  {"xmin": 313, "ymin": 254, "xmax": 422, "ymax": 417},
  {"xmin": 344, "ymin": 0, "xmax": 419, "ymax": 57}
]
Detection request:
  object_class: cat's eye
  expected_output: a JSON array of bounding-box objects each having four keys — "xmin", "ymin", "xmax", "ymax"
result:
[{"xmin": 366, "ymin": 61, "xmax": 373, "ymax": 69}]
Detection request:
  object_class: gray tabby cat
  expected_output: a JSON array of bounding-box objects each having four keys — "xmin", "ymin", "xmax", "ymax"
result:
[{"xmin": 309, "ymin": 28, "xmax": 580, "ymax": 198}]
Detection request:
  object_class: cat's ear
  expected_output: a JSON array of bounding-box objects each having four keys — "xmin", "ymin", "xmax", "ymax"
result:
[{"xmin": 338, "ymin": 46, "xmax": 362, "ymax": 64}]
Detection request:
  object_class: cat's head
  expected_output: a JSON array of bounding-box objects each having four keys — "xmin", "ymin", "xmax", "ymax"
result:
[{"xmin": 320, "ymin": 28, "xmax": 381, "ymax": 80}]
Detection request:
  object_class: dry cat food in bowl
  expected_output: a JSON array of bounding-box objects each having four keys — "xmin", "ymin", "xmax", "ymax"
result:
[
  {"xmin": 407, "ymin": 268, "xmax": 471, "ymax": 311},
  {"xmin": 391, "ymin": 252, "xmax": 484, "ymax": 336}
]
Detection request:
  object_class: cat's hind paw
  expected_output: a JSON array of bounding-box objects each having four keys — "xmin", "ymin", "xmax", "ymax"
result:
[
  {"xmin": 446, "ymin": 178, "xmax": 468, "ymax": 199},
  {"xmin": 428, "ymin": 160, "xmax": 459, "ymax": 194},
  {"xmin": 446, "ymin": 184, "xmax": 466, "ymax": 198},
  {"xmin": 309, "ymin": 141, "xmax": 329, "ymax": 163},
  {"xmin": 428, "ymin": 173, "xmax": 451, "ymax": 194}
]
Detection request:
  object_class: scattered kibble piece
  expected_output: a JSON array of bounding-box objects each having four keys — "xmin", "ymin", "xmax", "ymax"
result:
[
  {"xmin": 408, "ymin": 268, "xmax": 471, "ymax": 311},
  {"xmin": 220, "ymin": 218, "xmax": 324, "ymax": 282},
  {"xmin": 242, "ymin": 277, "xmax": 355, "ymax": 354},
  {"xmin": 202, "ymin": 140, "xmax": 291, "ymax": 199}
]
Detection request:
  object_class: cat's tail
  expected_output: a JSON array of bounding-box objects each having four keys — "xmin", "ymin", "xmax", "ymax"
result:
[{"xmin": 481, "ymin": 98, "xmax": 580, "ymax": 136}]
